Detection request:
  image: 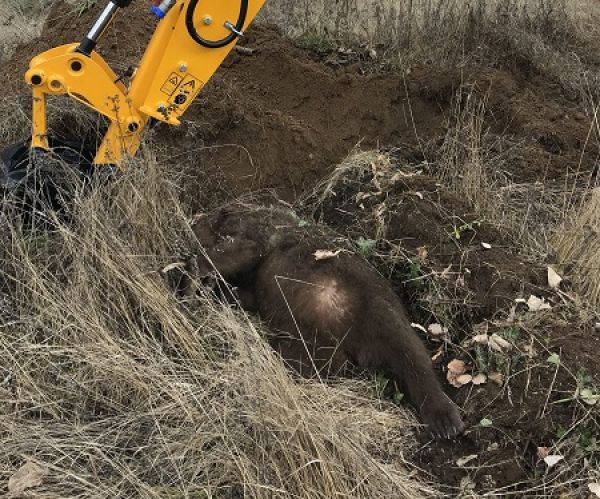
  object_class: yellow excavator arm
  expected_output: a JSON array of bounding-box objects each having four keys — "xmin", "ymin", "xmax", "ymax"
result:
[{"xmin": 25, "ymin": 0, "xmax": 267, "ymax": 165}]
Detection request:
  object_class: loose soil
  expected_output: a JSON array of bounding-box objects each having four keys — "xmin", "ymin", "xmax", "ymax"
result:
[
  {"xmin": 2, "ymin": 1, "xmax": 599, "ymax": 495},
  {"xmin": 304, "ymin": 157, "xmax": 599, "ymax": 493},
  {"xmin": 3, "ymin": 1, "xmax": 598, "ymax": 204}
]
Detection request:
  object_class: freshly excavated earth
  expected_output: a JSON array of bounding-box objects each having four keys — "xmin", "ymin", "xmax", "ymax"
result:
[
  {"xmin": 2, "ymin": 1, "xmax": 599, "ymax": 494},
  {"xmin": 2, "ymin": 0, "xmax": 597, "ymax": 206}
]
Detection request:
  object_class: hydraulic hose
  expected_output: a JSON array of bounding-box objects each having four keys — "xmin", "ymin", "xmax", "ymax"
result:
[{"xmin": 186, "ymin": 0, "xmax": 248, "ymax": 49}]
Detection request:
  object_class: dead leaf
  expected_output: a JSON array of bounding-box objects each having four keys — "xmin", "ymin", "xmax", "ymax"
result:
[
  {"xmin": 543, "ymin": 455, "xmax": 564, "ymax": 468},
  {"xmin": 479, "ymin": 417, "xmax": 493, "ymax": 427},
  {"xmin": 313, "ymin": 249, "xmax": 343, "ymax": 261},
  {"xmin": 589, "ymin": 483, "xmax": 600, "ymax": 497},
  {"xmin": 456, "ymin": 454, "xmax": 478, "ymax": 467},
  {"xmin": 161, "ymin": 262, "xmax": 185, "ymax": 274},
  {"xmin": 473, "ymin": 334, "xmax": 489, "ymax": 345},
  {"xmin": 488, "ymin": 334, "xmax": 512, "ymax": 352},
  {"xmin": 488, "ymin": 372, "xmax": 504, "ymax": 385},
  {"xmin": 472, "ymin": 373, "xmax": 487, "ymax": 385},
  {"xmin": 447, "ymin": 359, "xmax": 469, "ymax": 387},
  {"xmin": 481, "ymin": 242, "xmax": 492, "ymax": 250},
  {"xmin": 411, "ymin": 323, "xmax": 428, "ymax": 334},
  {"xmin": 416, "ymin": 246, "xmax": 429, "ymax": 261},
  {"xmin": 8, "ymin": 462, "xmax": 47, "ymax": 497},
  {"xmin": 428, "ymin": 323, "xmax": 448, "ymax": 336},
  {"xmin": 527, "ymin": 295, "xmax": 552, "ymax": 312},
  {"xmin": 537, "ymin": 447, "xmax": 550, "ymax": 459},
  {"xmin": 547, "ymin": 267, "xmax": 563, "ymax": 289},
  {"xmin": 455, "ymin": 374, "xmax": 473, "ymax": 386},
  {"xmin": 447, "ymin": 359, "xmax": 467, "ymax": 374},
  {"xmin": 580, "ymin": 388, "xmax": 600, "ymax": 406}
]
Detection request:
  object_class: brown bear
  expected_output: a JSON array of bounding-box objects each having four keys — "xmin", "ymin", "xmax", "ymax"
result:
[{"xmin": 185, "ymin": 204, "xmax": 465, "ymax": 439}]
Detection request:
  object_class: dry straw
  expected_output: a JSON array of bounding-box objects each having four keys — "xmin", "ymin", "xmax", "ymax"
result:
[{"xmin": 0, "ymin": 155, "xmax": 436, "ymax": 498}]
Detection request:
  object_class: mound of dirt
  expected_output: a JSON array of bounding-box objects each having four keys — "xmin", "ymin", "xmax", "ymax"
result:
[
  {"xmin": 305, "ymin": 152, "xmax": 598, "ymax": 493},
  {"xmin": 3, "ymin": 1, "xmax": 598, "ymax": 206}
]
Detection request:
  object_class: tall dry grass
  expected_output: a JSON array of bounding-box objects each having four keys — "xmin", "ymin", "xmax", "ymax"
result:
[
  {"xmin": 554, "ymin": 188, "xmax": 600, "ymax": 307},
  {"xmin": 0, "ymin": 0, "xmax": 50, "ymax": 62},
  {"xmin": 0, "ymin": 155, "xmax": 436, "ymax": 498},
  {"xmin": 262, "ymin": 0, "xmax": 600, "ymax": 103},
  {"xmin": 432, "ymin": 86, "xmax": 577, "ymax": 257}
]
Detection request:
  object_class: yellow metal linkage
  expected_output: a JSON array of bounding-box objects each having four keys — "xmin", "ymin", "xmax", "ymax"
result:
[{"xmin": 25, "ymin": 0, "xmax": 266, "ymax": 166}]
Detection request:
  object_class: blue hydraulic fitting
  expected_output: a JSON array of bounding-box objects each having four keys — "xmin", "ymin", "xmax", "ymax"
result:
[{"xmin": 151, "ymin": 0, "xmax": 176, "ymax": 19}]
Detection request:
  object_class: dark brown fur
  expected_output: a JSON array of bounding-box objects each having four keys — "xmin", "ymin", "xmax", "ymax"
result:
[{"xmin": 188, "ymin": 206, "xmax": 465, "ymax": 438}]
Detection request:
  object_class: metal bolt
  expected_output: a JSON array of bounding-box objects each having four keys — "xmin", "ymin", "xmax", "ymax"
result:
[
  {"xmin": 179, "ymin": 63, "xmax": 188, "ymax": 72},
  {"xmin": 203, "ymin": 15, "xmax": 212, "ymax": 25},
  {"xmin": 157, "ymin": 104, "xmax": 167, "ymax": 113}
]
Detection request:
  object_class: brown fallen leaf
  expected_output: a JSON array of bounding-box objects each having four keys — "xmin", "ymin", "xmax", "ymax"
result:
[
  {"xmin": 447, "ymin": 359, "xmax": 470, "ymax": 387},
  {"xmin": 488, "ymin": 372, "xmax": 504, "ymax": 385},
  {"xmin": 589, "ymin": 483, "xmax": 600, "ymax": 497},
  {"xmin": 411, "ymin": 323, "xmax": 428, "ymax": 334},
  {"xmin": 416, "ymin": 246, "xmax": 428, "ymax": 261},
  {"xmin": 547, "ymin": 267, "xmax": 563, "ymax": 289},
  {"xmin": 543, "ymin": 454, "xmax": 564, "ymax": 468},
  {"xmin": 456, "ymin": 454, "xmax": 478, "ymax": 467},
  {"xmin": 313, "ymin": 249, "xmax": 344, "ymax": 261},
  {"xmin": 527, "ymin": 295, "xmax": 552, "ymax": 312},
  {"xmin": 8, "ymin": 462, "xmax": 47, "ymax": 497},
  {"xmin": 428, "ymin": 323, "xmax": 448, "ymax": 336},
  {"xmin": 447, "ymin": 359, "xmax": 467, "ymax": 374},
  {"xmin": 473, "ymin": 334, "xmax": 489, "ymax": 345},
  {"xmin": 455, "ymin": 374, "xmax": 473, "ymax": 386},
  {"xmin": 537, "ymin": 447, "xmax": 550, "ymax": 459},
  {"xmin": 488, "ymin": 334, "xmax": 512, "ymax": 352}
]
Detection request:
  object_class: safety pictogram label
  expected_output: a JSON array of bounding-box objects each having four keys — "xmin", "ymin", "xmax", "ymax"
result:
[
  {"xmin": 160, "ymin": 73, "xmax": 182, "ymax": 96},
  {"xmin": 168, "ymin": 74, "xmax": 204, "ymax": 106}
]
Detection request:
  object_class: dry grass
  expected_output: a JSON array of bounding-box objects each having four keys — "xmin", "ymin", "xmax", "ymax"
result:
[
  {"xmin": 554, "ymin": 188, "xmax": 600, "ymax": 307},
  {"xmin": 0, "ymin": 155, "xmax": 437, "ymax": 498},
  {"xmin": 262, "ymin": 0, "xmax": 600, "ymax": 102},
  {"xmin": 431, "ymin": 86, "xmax": 578, "ymax": 258},
  {"xmin": 0, "ymin": 0, "xmax": 49, "ymax": 62}
]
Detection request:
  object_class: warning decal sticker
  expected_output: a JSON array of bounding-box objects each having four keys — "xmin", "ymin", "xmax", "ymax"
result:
[
  {"xmin": 168, "ymin": 74, "xmax": 204, "ymax": 106},
  {"xmin": 160, "ymin": 73, "xmax": 182, "ymax": 96}
]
